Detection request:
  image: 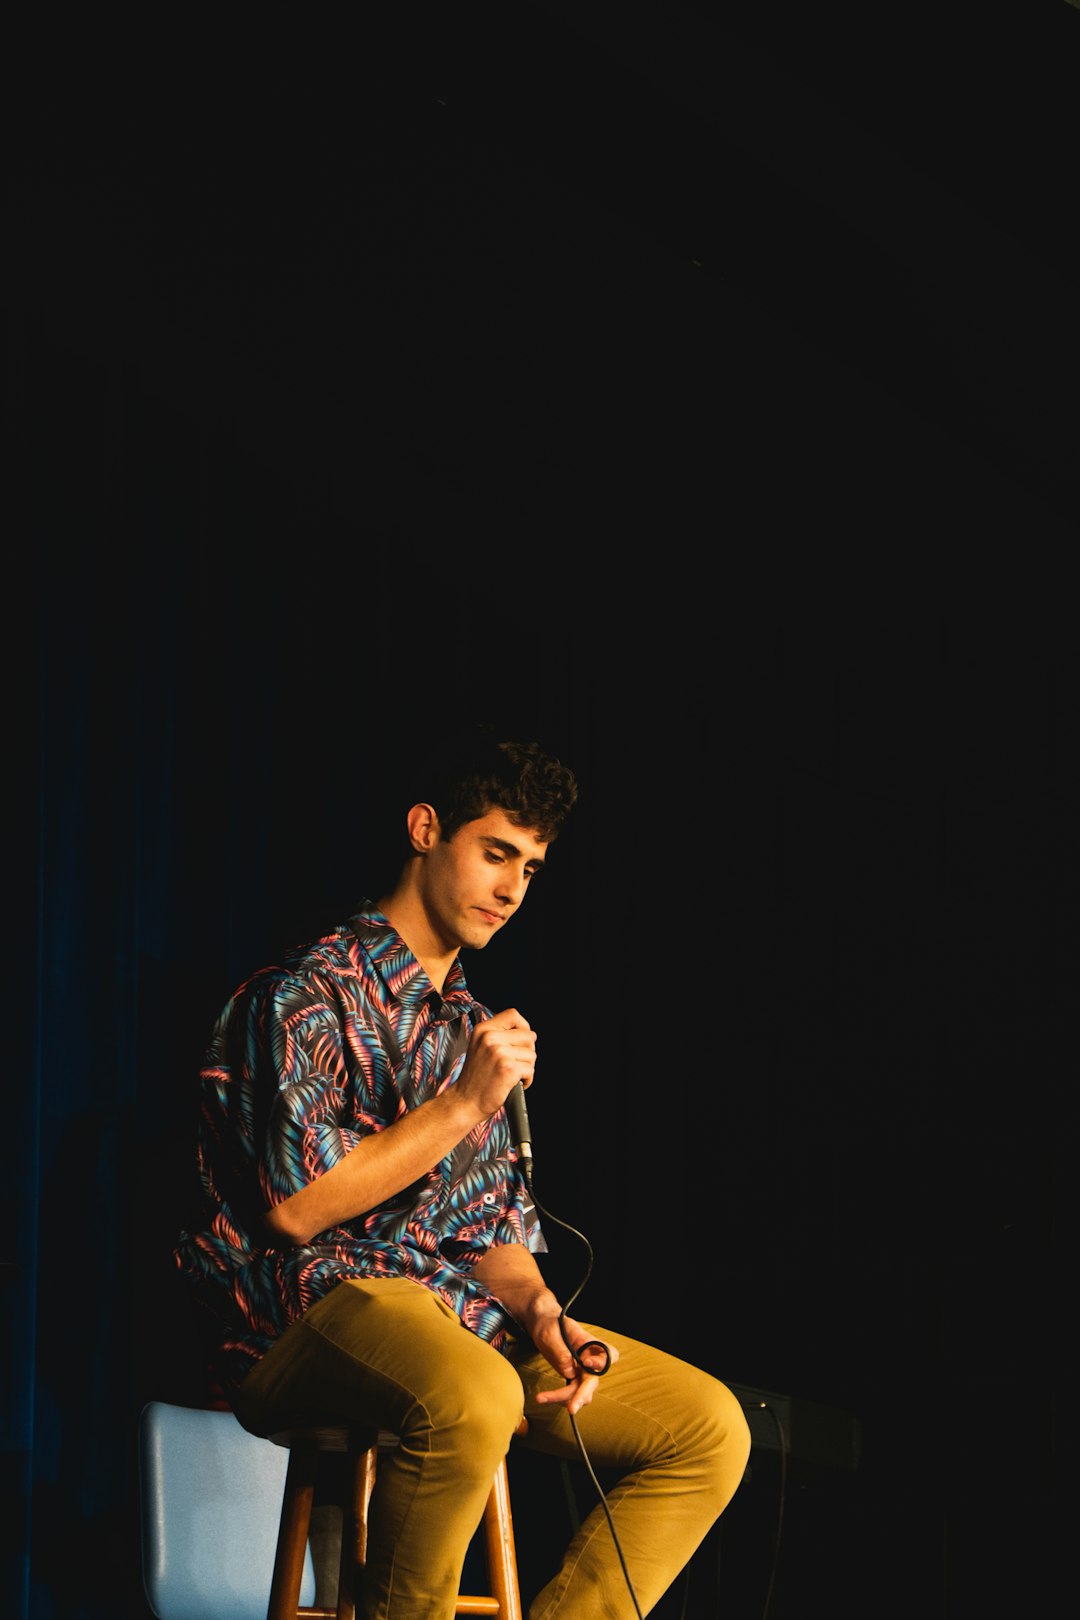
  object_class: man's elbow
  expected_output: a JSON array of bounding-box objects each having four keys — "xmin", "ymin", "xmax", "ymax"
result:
[{"xmin": 263, "ymin": 1197, "xmax": 308, "ymax": 1248}]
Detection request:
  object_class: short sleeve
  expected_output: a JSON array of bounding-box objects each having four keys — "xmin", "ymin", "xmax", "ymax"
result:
[{"xmin": 253, "ymin": 976, "xmax": 393, "ymax": 1208}]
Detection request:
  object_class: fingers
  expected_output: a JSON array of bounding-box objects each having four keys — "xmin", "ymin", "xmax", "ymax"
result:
[
  {"xmin": 533, "ymin": 1334, "xmax": 619, "ymax": 1414},
  {"xmin": 486, "ymin": 1007, "xmax": 533, "ymax": 1032},
  {"xmin": 534, "ymin": 1374, "xmax": 601, "ymax": 1415},
  {"xmin": 572, "ymin": 1339, "xmax": 612, "ymax": 1376},
  {"xmin": 473, "ymin": 1013, "xmax": 537, "ymax": 1080},
  {"xmin": 564, "ymin": 1327, "xmax": 618, "ymax": 1376},
  {"xmin": 461, "ymin": 1012, "xmax": 538, "ymax": 1116}
]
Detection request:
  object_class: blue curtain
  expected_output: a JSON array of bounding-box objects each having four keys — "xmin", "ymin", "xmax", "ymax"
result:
[{"xmin": 11, "ymin": 330, "xmax": 343, "ymax": 1620}]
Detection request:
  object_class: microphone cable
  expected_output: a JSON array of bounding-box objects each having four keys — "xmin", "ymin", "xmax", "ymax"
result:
[
  {"xmin": 513, "ymin": 1089, "xmax": 786, "ymax": 1620},
  {"xmin": 517, "ymin": 1153, "xmax": 644, "ymax": 1620}
]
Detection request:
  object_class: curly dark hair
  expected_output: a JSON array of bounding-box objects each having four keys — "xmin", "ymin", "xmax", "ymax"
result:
[{"xmin": 417, "ymin": 724, "xmax": 579, "ymax": 844}]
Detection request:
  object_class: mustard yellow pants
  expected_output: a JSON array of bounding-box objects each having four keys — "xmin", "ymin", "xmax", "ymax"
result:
[{"xmin": 232, "ymin": 1277, "xmax": 751, "ymax": 1620}]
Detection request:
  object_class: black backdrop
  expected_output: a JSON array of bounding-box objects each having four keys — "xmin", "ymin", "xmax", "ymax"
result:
[{"xmin": 10, "ymin": 6, "xmax": 1077, "ymax": 1618}]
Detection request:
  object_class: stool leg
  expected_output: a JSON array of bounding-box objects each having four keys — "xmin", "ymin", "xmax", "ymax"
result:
[
  {"xmin": 480, "ymin": 1457, "xmax": 523, "ymax": 1620},
  {"xmin": 336, "ymin": 1436, "xmax": 377, "ymax": 1620},
  {"xmin": 269, "ymin": 1444, "xmax": 319, "ymax": 1620}
]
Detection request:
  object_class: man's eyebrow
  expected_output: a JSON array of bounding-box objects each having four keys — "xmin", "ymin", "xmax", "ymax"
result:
[{"xmin": 481, "ymin": 835, "xmax": 546, "ymax": 870}]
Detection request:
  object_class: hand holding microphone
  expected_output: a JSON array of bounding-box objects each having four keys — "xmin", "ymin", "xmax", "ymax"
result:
[{"xmin": 459, "ymin": 1009, "xmax": 536, "ymax": 1117}]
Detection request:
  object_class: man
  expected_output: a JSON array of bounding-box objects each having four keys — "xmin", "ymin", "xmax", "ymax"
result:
[{"xmin": 175, "ymin": 724, "xmax": 750, "ymax": 1618}]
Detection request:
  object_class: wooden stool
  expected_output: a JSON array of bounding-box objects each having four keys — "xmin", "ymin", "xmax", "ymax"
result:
[{"xmin": 267, "ymin": 1420, "xmax": 527, "ymax": 1620}]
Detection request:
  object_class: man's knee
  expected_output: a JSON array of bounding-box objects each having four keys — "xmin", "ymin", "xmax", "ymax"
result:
[
  {"xmin": 422, "ymin": 1342, "xmax": 525, "ymax": 1455},
  {"xmin": 665, "ymin": 1367, "xmax": 752, "ymax": 1473},
  {"xmin": 395, "ymin": 1348, "xmax": 522, "ymax": 1504},
  {"xmin": 692, "ymin": 1376, "xmax": 753, "ymax": 1497},
  {"xmin": 713, "ymin": 1380, "xmax": 752, "ymax": 1463}
]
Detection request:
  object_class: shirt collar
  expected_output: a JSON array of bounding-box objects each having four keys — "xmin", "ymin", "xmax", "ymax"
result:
[{"xmin": 347, "ymin": 900, "xmax": 474, "ymax": 1019}]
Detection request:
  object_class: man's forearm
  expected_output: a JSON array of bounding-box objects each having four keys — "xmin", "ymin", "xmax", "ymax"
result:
[
  {"xmin": 473, "ymin": 1241, "xmax": 563, "ymax": 1338},
  {"xmin": 262, "ymin": 1088, "xmax": 486, "ymax": 1246}
]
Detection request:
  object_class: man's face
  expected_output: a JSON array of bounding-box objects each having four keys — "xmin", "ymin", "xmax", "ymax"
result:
[{"xmin": 420, "ymin": 808, "xmax": 549, "ymax": 954}]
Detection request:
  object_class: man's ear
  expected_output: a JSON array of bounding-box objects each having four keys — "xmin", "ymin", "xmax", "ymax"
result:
[{"xmin": 405, "ymin": 802, "xmax": 440, "ymax": 854}]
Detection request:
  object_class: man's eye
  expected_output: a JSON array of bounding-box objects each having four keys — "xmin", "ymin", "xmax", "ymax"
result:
[{"xmin": 485, "ymin": 851, "xmax": 505, "ymax": 864}]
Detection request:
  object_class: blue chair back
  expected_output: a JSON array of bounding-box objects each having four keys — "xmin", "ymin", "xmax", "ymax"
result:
[{"xmin": 138, "ymin": 1400, "xmax": 316, "ymax": 1620}]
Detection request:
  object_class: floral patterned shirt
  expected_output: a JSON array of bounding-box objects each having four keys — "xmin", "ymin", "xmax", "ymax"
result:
[{"xmin": 174, "ymin": 901, "xmax": 544, "ymax": 1395}]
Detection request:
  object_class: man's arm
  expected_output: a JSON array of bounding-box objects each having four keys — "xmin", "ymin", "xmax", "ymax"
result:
[
  {"xmin": 263, "ymin": 1008, "xmax": 537, "ymax": 1246},
  {"xmin": 472, "ymin": 1238, "xmax": 561, "ymax": 1330},
  {"xmin": 263, "ymin": 1085, "xmax": 485, "ymax": 1245}
]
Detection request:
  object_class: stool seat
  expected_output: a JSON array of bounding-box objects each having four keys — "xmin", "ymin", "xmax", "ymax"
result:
[{"xmin": 266, "ymin": 1418, "xmax": 527, "ymax": 1620}]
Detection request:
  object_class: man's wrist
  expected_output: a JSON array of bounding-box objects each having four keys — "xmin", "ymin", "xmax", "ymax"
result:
[{"xmin": 519, "ymin": 1288, "xmax": 564, "ymax": 1339}]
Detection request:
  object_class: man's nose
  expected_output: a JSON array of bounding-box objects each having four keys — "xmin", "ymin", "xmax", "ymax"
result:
[{"xmin": 495, "ymin": 866, "xmax": 528, "ymax": 904}]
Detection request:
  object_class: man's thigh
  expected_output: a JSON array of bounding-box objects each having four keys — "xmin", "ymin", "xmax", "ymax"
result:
[{"xmin": 234, "ymin": 1278, "xmax": 518, "ymax": 1437}]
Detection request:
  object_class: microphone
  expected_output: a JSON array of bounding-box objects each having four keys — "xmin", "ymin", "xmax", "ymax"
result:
[{"xmin": 505, "ymin": 1081, "xmax": 534, "ymax": 1190}]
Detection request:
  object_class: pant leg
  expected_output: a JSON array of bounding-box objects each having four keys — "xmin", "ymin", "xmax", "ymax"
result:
[
  {"xmin": 232, "ymin": 1277, "xmax": 526, "ymax": 1620},
  {"xmin": 506, "ymin": 1323, "xmax": 752, "ymax": 1620}
]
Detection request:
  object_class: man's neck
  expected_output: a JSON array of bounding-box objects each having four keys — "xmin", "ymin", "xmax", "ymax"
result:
[{"xmin": 377, "ymin": 889, "xmax": 457, "ymax": 996}]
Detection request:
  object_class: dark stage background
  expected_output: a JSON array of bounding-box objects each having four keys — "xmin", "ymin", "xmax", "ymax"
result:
[{"xmin": 9, "ymin": 6, "xmax": 1077, "ymax": 1618}]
